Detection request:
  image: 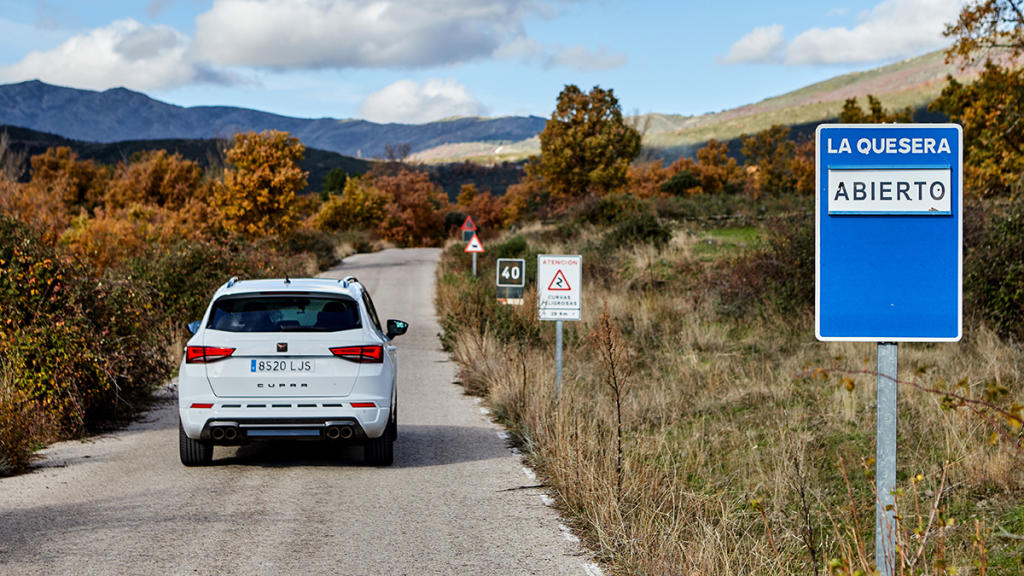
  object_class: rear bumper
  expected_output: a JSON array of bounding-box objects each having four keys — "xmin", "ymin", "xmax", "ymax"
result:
[{"xmin": 179, "ymin": 399, "xmax": 389, "ymax": 441}]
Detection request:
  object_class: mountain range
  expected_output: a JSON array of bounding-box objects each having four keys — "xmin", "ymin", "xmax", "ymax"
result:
[
  {"xmin": 0, "ymin": 48, "xmax": 995, "ymax": 166},
  {"xmin": 0, "ymin": 80, "xmax": 546, "ymax": 161}
]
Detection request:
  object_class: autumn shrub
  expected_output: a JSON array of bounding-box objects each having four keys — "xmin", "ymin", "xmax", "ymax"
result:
[
  {"xmin": 964, "ymin": 197, "xmax": 1024, "ymax": 340},
  {"xmin": 104, "ymin": 149, "xmax": 203, "ymax": 209},
  {"xmin": 313, "ymin": 176, "xmax": 388, "ymax": 232},
  {"xmin": 373, "ymin": 169, "xmax": 449, "ymax": 247},
  {"xmin": 0, "ymin": 215, "xmax": 169, "ymax": 439},
  {"xmin": 708, "ymin": 212, "xmax": 814, "ymax": 319},
  {"xmin": 27, "ymin": 146, "xmax": 109, "ymax": 211},
  {"xmin": 455, "ymin": 183, "xmax": 506, "ymax": 236}
]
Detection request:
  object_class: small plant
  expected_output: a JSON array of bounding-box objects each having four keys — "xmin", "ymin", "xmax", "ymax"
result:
[{"xmin": 586, "ymin": 308, "xmax": 632, "ymax": 500}]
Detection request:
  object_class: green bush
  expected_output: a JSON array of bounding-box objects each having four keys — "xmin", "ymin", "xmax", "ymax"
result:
[
  {"xmin": 603, "ymin": 211, "xmax": 672, "ymax": 251},
  {"xmin": 277, "ymin": 226, "xmax": 338, "ymax": 271},
  {"xmin": 569, "ymin": 193, "xmax": 646, "ymax": 226}
]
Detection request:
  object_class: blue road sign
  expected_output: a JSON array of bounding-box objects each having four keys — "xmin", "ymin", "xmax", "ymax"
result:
[{"xmin": 815, "ymin": 124, "xmax": 963, "ymax": 342}]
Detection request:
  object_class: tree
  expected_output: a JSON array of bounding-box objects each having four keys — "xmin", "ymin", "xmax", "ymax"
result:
[
  {"xmin": 944, "ymin": 0, "xmax": 1024, "ymax": 64},
  {"xmin": 105, "ymin": 150, "xmax": 203, "ymax": 210},
  {"xmin": 741, "ymin": 125, "xmax": 797, "ymax": 196},
  {"xmin": 694, "ymin": 139, "xmax": 745, "ymax": 194},
  {"xmin": 321, "ymin": 167, "xmax": 348, "ymax": 199},
  {"xmin": 372, "ymin": 169, "xmax": 449, "ymax": 247},
  {"xmin": 839, "ymin": 95, "xmax": 914, "ymax": 123},
  {"xmin": 932, "ymin": 61, "xmax": 1024, "ymax": 196},
  {"xmin": 535, "ymin": 85, "xmax": 641, "ymax": 202},
  {"xmin": 216, "ymin": 130, "xmax": 307, "ymax": 238},
  {"xmin": 27, "ymin": 146, "xmax": 109, "ymax": 212},
  {"xmin": 313, "ymin": 176, "xmax": 388, "ymax": 232}
]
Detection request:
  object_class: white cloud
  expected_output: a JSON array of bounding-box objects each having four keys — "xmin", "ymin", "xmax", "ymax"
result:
[
  {"xmin": 721, "ymin": 24, "xmax": 785, "ymax": 64},
  {"xmin": 723, "ymin": 0, "xmax": 968, "ymax": 66},
  {"xmin": 357, "ymin": 78, "xmax": 488, "ymax": 124},
  {"xmin": 786, "ymin": 0, "xmax": 966, "ymax": 65},
  {"xmin": 192, "ymin": 0, "xmax": 530, "ymax": 69},
  {"xmin": 0, "ymin": 19, "xmax": 232, "ymax": 90}
]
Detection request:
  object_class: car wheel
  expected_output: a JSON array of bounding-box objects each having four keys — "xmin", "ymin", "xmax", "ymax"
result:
[
  {"xmin": 179, "ymin": 419, "xmax": 213, "ymax": 466},
  {"xmin": 364, "ymin": 421, "xmax": 394, "ymax": 466}
]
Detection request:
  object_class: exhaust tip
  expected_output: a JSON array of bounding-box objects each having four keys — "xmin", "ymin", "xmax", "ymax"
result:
[
  {"xmin": 223, "ymin": 427, "xmax": 238, "ymax": 441},
  {"xmin": 325, "ymin": 426, "xmax": 341, "ymax": 440},
  {"xmin": 338, "ymin": 425, "xmax": 354, "ymax": 440},
  {"xmin": 211, "ymin": 427, "xmax": 225, "ymax": 441}
]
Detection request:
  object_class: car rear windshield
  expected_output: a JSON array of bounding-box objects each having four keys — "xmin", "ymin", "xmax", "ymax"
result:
[{"xmin": 208, "ymin": 295, "xmax": 362, "ymax": 333}]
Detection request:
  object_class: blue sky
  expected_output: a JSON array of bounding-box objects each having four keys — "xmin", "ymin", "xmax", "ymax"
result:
[{"xmin": 0, "ymin": 0, "xmax": 968, "ymax": 123}]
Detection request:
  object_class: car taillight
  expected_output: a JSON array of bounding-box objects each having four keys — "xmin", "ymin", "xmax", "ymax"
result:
[
  {"xmin": 330, "ymin": 345, "xmax": 383, "ymax": 363},
  {"xmin": 186, "ymin": 346, "xmax": 236, "ymax": 364}
]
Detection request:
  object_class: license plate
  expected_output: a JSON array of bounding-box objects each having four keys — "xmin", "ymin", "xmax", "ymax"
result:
[{"xmin": 250, "ymin": 359, "xmax": 315, "ymax": 373}]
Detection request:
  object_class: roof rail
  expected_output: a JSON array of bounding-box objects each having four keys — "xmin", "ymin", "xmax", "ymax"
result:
[
  {"xmin": 226, "ymin": 276, "xmax": 239, "ymax": 288},
  {"xmin": 341, "ymin": 275, "xmax": 359, "ymax": 288}
]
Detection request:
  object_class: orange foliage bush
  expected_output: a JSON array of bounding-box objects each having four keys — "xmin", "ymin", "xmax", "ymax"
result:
[
  {"xmin": 313, "ymin": 176, "xmax": 388, "ymax": 232},
  {"xmin": 217, "ymin": 130, "xmax": 307, "ymax": 238},
  {"xmin": 28, "ymin": 146, "xmax": 109, "ymax": 211},
  {"xmin": 371, "ymin": 169, "xmax": 449, "ymax": 247},
  {"xmin": 105, "ymin": 150, "xmax": 203, "ymax": 210},
  {"xmin": 456, "ymin": 183, "xmax": 506, "ymax": 236}
]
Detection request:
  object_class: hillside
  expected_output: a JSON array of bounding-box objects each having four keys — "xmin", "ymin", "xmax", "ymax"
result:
[
  {"xmin": 0, "ymin": 81, "xmax": 546, "ymax": 160},
  {"xmin": 412, "ymin": 48, "xmax": 989, "ymax": 162},
  {"xmin": 0, "ymin": 124, "xmax": 373, "ymax": 193},
  {"xmin": 638, "ymin": 49, "xmax": 991, "ymax": 157}
]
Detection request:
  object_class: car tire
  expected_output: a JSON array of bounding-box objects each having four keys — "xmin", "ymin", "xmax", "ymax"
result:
[
  {"xmin": 179, "ymin": 419, "xmax": 213, "ymax": 466},
  {"xmin": 365, "ymin": 418, "xmax": 394, "ymax": 466}
]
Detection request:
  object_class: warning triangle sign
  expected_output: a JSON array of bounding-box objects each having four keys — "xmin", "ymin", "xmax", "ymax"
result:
[
  {"xmin": 548, "ymin": 269, "xmax": 571, "ymax": 291},
  {"xmin": 460, "ymin": 216, "xmax": 477, "ymax": 231},
  {"xmin": 464, "ymin": 233, "xmax": 485, "ymax": 253}
]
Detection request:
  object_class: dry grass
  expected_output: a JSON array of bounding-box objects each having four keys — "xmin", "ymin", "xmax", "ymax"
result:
[{"xmin": 437, "ymin": 224, "xmax": 1024, "ymax": 575}]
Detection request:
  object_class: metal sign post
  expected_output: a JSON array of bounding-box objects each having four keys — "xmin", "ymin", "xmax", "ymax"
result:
[
  {"xmin": 876, "ymin": 342, "xmax": 898, "ymax": 573},
  {"xmin": 538, "ymin": 255, "xmax": 582, "ymax": 400},
  {"xmin": 816, "ymin": 124, "xmax": 962, "ymax": 576}
]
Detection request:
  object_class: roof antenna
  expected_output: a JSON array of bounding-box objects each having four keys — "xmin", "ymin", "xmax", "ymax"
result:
[{"xmin": 284, "ymin": 275, "xmax": 291, "ymax": 286}]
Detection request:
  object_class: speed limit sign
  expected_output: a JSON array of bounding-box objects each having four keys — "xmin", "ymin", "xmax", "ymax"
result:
[{"xmin": 496, "ymin": 258, "xmax": 525, "ymax": 288}]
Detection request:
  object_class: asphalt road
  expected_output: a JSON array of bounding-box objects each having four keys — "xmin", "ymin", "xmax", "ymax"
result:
[{"xmin": 0, "ymin": 248, "xmax": 596, "ymax": 576}]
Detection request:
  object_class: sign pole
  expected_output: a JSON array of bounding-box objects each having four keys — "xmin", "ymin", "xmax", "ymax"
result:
[
  {"xmin": 472, "ymin": 252, "xmax": 477, "ymax": 277},
  {"xmin": 555, "ymin": 320, "xmax": 563, "ymax": 399},
  {"xmin": 875, "ymin": 342, "xmax": 898, "ymax": 576}
]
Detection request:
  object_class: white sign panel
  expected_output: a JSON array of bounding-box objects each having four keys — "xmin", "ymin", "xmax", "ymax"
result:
[
  {"xmin": 538, "ymin": 255, "xmax": 581, "ymax": 321},
  {"xmin": 827, "ymin": 168, "xmax": 951, "ymax": 215}
]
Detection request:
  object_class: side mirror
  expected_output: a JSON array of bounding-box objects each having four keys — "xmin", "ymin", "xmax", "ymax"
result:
[
  {"xmin": 186, "ymin": 321, "xmax": 201, "ymax": 335},
  {"xmin": 386, "ymin": 319, "xmax": 409, "ymax": 339}
]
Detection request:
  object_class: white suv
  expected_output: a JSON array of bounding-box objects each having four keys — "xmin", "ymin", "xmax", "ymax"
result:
[{"xmin": 177, "ymin": 276, "xmax": 407, "ymax": 467}]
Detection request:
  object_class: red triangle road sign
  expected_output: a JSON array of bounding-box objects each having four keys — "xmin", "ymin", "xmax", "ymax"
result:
[
  {"xmin": 547, "ymin": 269, "xmax": 571, "ymax": 291},
  {"xmin": 464, "ymin": 233, "xmax": 485, "ymax": 253},
  {"xmin": 460, "ymin": 216, "xmax": 477, "ymax": 231}
]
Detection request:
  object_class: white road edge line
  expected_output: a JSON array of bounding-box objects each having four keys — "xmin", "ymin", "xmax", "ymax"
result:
[
  {"xmin": 582, "ymin": 561, "xmax": 605, "ymax": 576},
  {"xmin": 521, "ymin": 467, "xmax": 537, "ymax": 481}
]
